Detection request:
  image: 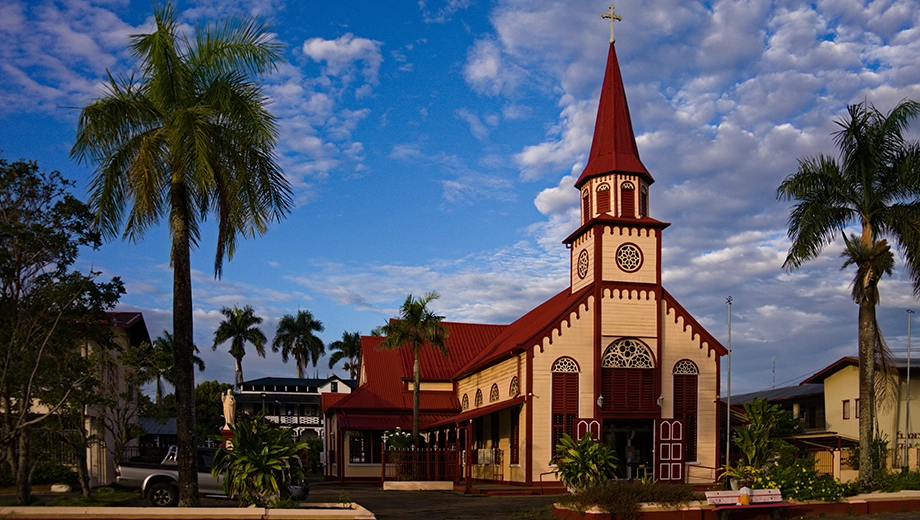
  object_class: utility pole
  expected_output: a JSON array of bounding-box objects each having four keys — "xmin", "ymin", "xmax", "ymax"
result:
[{"xmin": 726, "ymin": 296, "xmax": 732, "ymax": 468}]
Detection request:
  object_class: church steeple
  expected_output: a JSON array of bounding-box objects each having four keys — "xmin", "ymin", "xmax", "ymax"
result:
[{"xmin": 574, "ymin": 42, "xmax": 651, "ymax": 189}]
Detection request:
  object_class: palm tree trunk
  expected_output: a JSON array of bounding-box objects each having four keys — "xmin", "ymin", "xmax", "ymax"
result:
[
  {"xmin": 413, "ymin": 353, "xmax": 421, "ymax": 447},
  {"xmin": 858, "ymin": 298, "xmax": 877, "ymax": 483},
  {"xmin": 235, "ymin": 357, "xmax": 244, "ymax": 387},
  {"xmin": 171, "ymin": 180, "xmax": 200, "ymax": 507}
]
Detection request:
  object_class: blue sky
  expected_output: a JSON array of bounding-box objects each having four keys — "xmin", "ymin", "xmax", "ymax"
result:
[{"xmin": 2, "ymin": 0, "xmax": 920, "ymax": 395}]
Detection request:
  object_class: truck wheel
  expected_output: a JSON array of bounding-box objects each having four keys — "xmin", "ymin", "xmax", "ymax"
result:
[{"xmin": 147, "ymin": 482, "xmax": 178, "ymax": 507}]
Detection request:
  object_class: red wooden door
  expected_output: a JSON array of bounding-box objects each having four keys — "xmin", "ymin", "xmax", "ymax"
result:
[{"xmin": 655, "ymin": 419, "xmax": 685, "ymax": 483}]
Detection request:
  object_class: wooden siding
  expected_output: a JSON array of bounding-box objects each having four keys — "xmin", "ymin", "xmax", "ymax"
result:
[
  {"xmin": 601, "ymin": 226, "xmax": 658, "ymax": 284},
  {"xmin": 571, "ymin": 228, "xmax": 596, "ymax": 293}
]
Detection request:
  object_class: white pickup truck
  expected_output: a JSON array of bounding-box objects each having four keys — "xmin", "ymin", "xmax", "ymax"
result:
[{"xmin": 115, "ymin": 446, "xmax": 226, "ymax": 506}]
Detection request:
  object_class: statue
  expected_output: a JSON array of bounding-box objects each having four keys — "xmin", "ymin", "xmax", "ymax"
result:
[{"xmin": 221, "ymin": 389, "xmax": 236, "ymax": 430}]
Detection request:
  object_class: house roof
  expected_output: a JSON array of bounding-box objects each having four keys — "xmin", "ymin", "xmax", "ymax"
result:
[
  {"xmin": 725, "ymin": 383, "xmax": 825, "ymax": 406},
  {"xmin": 240, "ymin": 375, "xmax": 354, "ymax": 388},
  {"xmin": 107, "ymin": 311, "xmax": 150, "ymax": 347},
  {"xmin": 575, "ymin": 43, "xmax": 651, "ymax": 189},
  {"xmin": 326, "ymin": 323, "xmax": 504, "ymax": 416},
  {"xmin": 139, "ymin": 417, "xmax": 177, "ymax": 436},
  {"xmin": 456, "ymin": 286, "xmax": 591, "ymax": 378},
  {"xmin": 800, "ymin": 357, "xmax": 859, "ymax": 384}
]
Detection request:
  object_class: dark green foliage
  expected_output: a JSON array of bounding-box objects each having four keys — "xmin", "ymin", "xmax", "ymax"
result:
[
  {"xmin": 194, "ymin": 380, "xmax": 234, "ymax": 444},
  {"xmin": 211, "ymin": 414, "xmax": 308, "ymax": 507},
  {"xmin": 558, "ymin": 480, "xmax": 699, "ymax": 520},
  {"xmin": 754, "ymin": 458, "xmax": 845, "ymax": 501},
  {"xmin": 304, "ymin": 436, "xmax": 323, "ymax": 475},
  {"xmin": 875, "ymin": 469, "xmax": 920, "ymax": 492},
  {"xmin": 551, "ymin": 433, "xmax": 618, "ymax": 492}
]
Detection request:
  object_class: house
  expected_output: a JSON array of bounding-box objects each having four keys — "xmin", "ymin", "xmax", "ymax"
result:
[
  {"xmin": 730, "ymin": 383, "xmax": 826, "ymax": 432},
  {"xmin": 235, "ymin": 375, "xmax": 353, "ymax": 439},
  {"xmin": 798, "ymin": 356, "xmax": 920, "ymax": 479},
  {"xmin": 323, "ymin": 38, "xmax": 727, "ymax": 486}
]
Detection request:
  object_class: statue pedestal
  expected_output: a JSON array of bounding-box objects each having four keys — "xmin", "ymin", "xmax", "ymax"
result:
[{"xmin": 220, "ymin": 427, "xmax": 235, "ymax": 450}]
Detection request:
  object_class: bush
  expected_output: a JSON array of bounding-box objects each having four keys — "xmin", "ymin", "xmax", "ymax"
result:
[
  {"xmin": 559, "ymin": 480, "xmax": 699, "ymax": 520},
  {"xmin": 754, "ymin": 458, "xmax": 844, "ymax": 501},
  {"xmin": 875, "ymin": 469, "xmax": 920, "ymax": 492}
]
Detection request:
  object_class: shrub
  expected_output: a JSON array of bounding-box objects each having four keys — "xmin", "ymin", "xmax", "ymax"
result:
[
  {"xmin": 559, "ymin": 480, "xmax": 699, "ymax": 520},
  {"xmin": 754, "ymin": 458, "xmax": 844, "ymax": 501},
  {"xmin": 875, "ymin": 469, "xmax": 920, "ymax": 492},
  {"xmin": 551, "ymin": 433, "xmax": 617, "ymax": 492}
]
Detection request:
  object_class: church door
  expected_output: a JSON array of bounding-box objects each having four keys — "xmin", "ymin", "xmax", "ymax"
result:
[{"xmin": 655, "ymin": 419, "xmax": 685, "ymax": 483}]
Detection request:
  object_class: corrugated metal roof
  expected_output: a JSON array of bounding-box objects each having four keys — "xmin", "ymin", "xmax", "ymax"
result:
[
  {"xmin": 338, "ymin": 413, "xmax": 455, "ymax": 430},
  {"xmin": 139, "ymin": 417, "xmax": 176, "ymax": 435},
  {"xmin": 456, "ymin": 287, "xmax": 590, "ymax": 378},
  {"xmin": 726, "ymin": 383, "xmax": 825, "ymax": 405}
]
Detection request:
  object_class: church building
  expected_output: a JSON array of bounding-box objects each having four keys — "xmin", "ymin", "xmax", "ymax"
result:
[{"xmin": 324, "ymin": 32, "xmax": 726, "ymax": 487}]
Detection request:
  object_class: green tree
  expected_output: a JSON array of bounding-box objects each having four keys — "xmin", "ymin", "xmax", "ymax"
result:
[
  {"xmin": 379, "ymin": 292, "xmax": 450, "ymax": 446},
  {"xmin": 776, "ymin": 99, "xmax": 920, "ymax": 483},
  {"xmin": 213, "ymin": 305, "xmax": 267, "ymax": 387},
  {"xmin": 143, "ymin": 330, "xmax": 205, "ymax": 410},
  {"xmin": 70, "ymin": 3, "xmax": 291, "ymax": 504},
  {"xmin": 272, "ymin": 310, "xmax": 325, "ymax": 379},
  {"xmin": 0, "ymin": 157, "xmax": 124, "ymax": 504},
  {"xmin": 194, "ymin": 380, "xmax": 234, "ymax": 445},
  {"xmin": 328, "ymin": 330, "xmax": 361, "ymax": 380}
]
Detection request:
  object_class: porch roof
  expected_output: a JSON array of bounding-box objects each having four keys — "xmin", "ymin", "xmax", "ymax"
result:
[{"xmin": 427, "ymin": 396, "xmax": 525, "ymax": 429}]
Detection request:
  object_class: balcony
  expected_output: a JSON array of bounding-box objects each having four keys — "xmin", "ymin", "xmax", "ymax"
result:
[{"xmin": 264, "ymin": 415, "xmax": 322, "ymax": 426}]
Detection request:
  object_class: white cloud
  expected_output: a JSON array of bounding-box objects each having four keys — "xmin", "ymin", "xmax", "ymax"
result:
[{"xmin": 302, "ymin": 33, "xmax": 383, "ymax": 89}]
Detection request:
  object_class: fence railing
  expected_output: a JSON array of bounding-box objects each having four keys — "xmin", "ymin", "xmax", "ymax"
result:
[{"xmin": 382, "ymin": 448, "xmax": 459, "ymax": 482}]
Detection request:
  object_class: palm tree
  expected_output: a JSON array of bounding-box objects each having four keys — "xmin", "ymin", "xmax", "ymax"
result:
[
  {"xmin": 272, "ymin": 310, "xmax": 325, "ymax": 379},
  {"xmin": 328, "ymin": 331, "xmax": 362, "ymax": 380},
  {"xmin": 379, "ymin": 292, "xmax": 450, "ymax": 447},
  {"xmin": 776, "ymin": 99, "xmax": 920, "ymax": 483},
  {"xmin": 143, "ymin": 330, "xmax": 205, "ymax": 408},
  {"xmin": 71, "ymin": 3, "xmax": 290, "ymax": 504},
  {"xmin": 213, "ymin": 306, "xmax": 267, "ymax": 387}
]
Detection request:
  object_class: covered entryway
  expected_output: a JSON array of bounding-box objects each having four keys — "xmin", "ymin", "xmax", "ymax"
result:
[{"xmin": 604, "ymin": 419, "xmax": 654, "ymax": 480}]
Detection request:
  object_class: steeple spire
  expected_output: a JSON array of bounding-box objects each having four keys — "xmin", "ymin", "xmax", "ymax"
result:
[{"xmin": 575, "ymin": 34, "xmax": 651, "ymax": 189}]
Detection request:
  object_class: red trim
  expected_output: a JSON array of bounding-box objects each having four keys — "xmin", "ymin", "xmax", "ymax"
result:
[
  {"xmin": 525, "ymin": 347, "xmax": 534, "ymax": 486},
  {"xmin": 594, "ymin": 221, "xmax": 603, "ymax": 419},
  {"xmin": 800, "ymin": 357, "xmax": 859, "ymax": 384}
]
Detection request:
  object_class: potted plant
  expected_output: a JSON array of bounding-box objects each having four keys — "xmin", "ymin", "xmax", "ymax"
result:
[{"xmin": 551, "ymin": 433, "xmax": 618, "ymax": 493}]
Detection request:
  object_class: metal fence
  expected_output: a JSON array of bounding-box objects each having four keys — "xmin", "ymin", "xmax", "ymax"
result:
[{"xmin": 382, "ymin": 448, "xmax": 459, "ymax": 482}]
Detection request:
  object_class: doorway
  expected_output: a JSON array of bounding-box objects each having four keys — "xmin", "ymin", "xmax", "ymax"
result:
[{"xmin": 604, "ymin": 419, "xmax": 654, "ymax": 480}]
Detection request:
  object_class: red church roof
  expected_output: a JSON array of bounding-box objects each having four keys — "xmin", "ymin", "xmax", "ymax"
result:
[
  {"xmin": 325, "ymin": 322, "xmax": 506, "ymax": 417},
  {"xmin": 575, "ymin": 43, "xmax": 651, "ymax": 188}
]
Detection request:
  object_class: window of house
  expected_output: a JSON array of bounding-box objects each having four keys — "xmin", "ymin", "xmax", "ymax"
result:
[
  {"xmin": 620, "ymin": 181, "xmax": 635, "ymax": 218},
  {"xmin": 509, "ymin": 376, "xmax": 519, "ymax": 397},
  {"xmin": 855, "ymin": 399, "xmax": 860, "ymax": 419},
  {"xmin": 843, "ymin": 400, "xmax": 851, "ymax": 420},
  {"xmin": 331, "ymin": 381, "xmax": 338, "ymax": 392},
  {"xmin": 475, "ymin": 389, "xmax": 483, "ymax": 407},
  {"xmin": 601, "ymin": 338, "xmax": 655, "ymax": 412},
  {"xmin": 673, "ymin": 360, "xmax": 699, "ymax": 462},
  {"xmin": 348, "ymin": 430, "xmax": 383, "ymax": 464},
  {"xmin": 552, "ymin": 357, "xmax": 579, "ymax": 456},
  {"xmin": 461, "ymin": 394, "xmax": 469, "ymax": 410},
  {"xmin": 490, "ymin": 383, "xmax": 500, "ymax": 402},
  {"xmin": 596, "ymin": 183, "xmax": 611, "ymax": 214}
]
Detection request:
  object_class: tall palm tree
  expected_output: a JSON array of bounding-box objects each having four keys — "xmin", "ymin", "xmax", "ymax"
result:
[
  {"xmin": 379, "ymin": 292, "xmax": 450, "ymax": 447},
  {"xmin": 328, "ymin": 330, "xmax": 362, "ymax": 380},
  {"xmin": 776, "ymin": 99, "xmax": 920, "ymax": 483},
  {"xmin": 212, "ymin": 305, "xmax": 267, "ymax": 387},
  {"xmin": 71, "ymin": 3, "xmax": 290, "ymax": 504},
  {"xmin": 143, "ymin": 330, "xmax": 205, "ymax": 408},
  {"xmin": 272, "ymin": 309, "xmax": 325, "ymax": 379}
]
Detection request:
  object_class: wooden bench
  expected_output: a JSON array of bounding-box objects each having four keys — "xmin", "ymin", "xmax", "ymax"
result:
[{"xmin": 705, "ymin": 489, "xmax": 795, "ymax": 520}]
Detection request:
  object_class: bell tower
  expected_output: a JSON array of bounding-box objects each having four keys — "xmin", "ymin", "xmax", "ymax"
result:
[{"xmin": 564, "ymin": 11, "xmax": 668, "ymax": 294}]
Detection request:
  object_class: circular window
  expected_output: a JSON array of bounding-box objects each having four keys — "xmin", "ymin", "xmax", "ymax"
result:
[
  {"xmin": 577, "ymin": 250, "xmax": 589, "ymax": 279},
  {"xmin": 616, "ymin": 243, "xmax": 643, "ymax": 272}
]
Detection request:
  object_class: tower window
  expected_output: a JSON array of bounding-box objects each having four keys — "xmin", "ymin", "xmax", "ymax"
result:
[
  {"xmin": 621, "ymin": 182, "xmax": 635, "ymax": 218},
  {"xmin": 640, "ymin": 186, "xmax": 648, "ymax": 217},
  {"xmin": 582, "ymin": 188, "xmax": 591, "ymax": 224},
  {"xmin": 596, "ymin": 183, "xmax": 611, "ymax": 214}
]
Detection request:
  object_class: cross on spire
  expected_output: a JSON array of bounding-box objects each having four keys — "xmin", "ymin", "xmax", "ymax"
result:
[{"xmin": 601, "ymin": 4, "xmax": 622, "ymax": 44}]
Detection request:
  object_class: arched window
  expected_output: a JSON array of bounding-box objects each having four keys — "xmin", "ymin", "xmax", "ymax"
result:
[
  {"xmin": 621, "ymin": 181, "xmax": 635, "ymax": 218},
  {"xmin": 509, "ymin": 376, "xmax": 519, "ymax": 396},
  {"xmin": 596, "ymin": 183, "xmax": 611, "ymax": 214},
  {"xmin": 601, "ymin": 339, "xmax": 654, "ymax": 412},
  {"xmin": 490, "ymin": 383, "xmax": 500, "ymax": 402},
  {"xmin": 461, "ymin": 394, "xmax": 469, "ymax": 410},
  {"xmin": 640, "ymin": 186, "xmax": 648, "ymax": 217},
  {"xmin": 673, "ymin": 360, "xmax": 699, "ymax": 461},
  {"xmin": 475, "ymin": 389, "xmax": 483, "ymax": 407},
  {"xmin": 552, "ymin": 357, "xmax": 579, "ymax": 453},
  {"xmin": 582, "ymin": 188, "xmax": 591, "ymax": 224}
]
